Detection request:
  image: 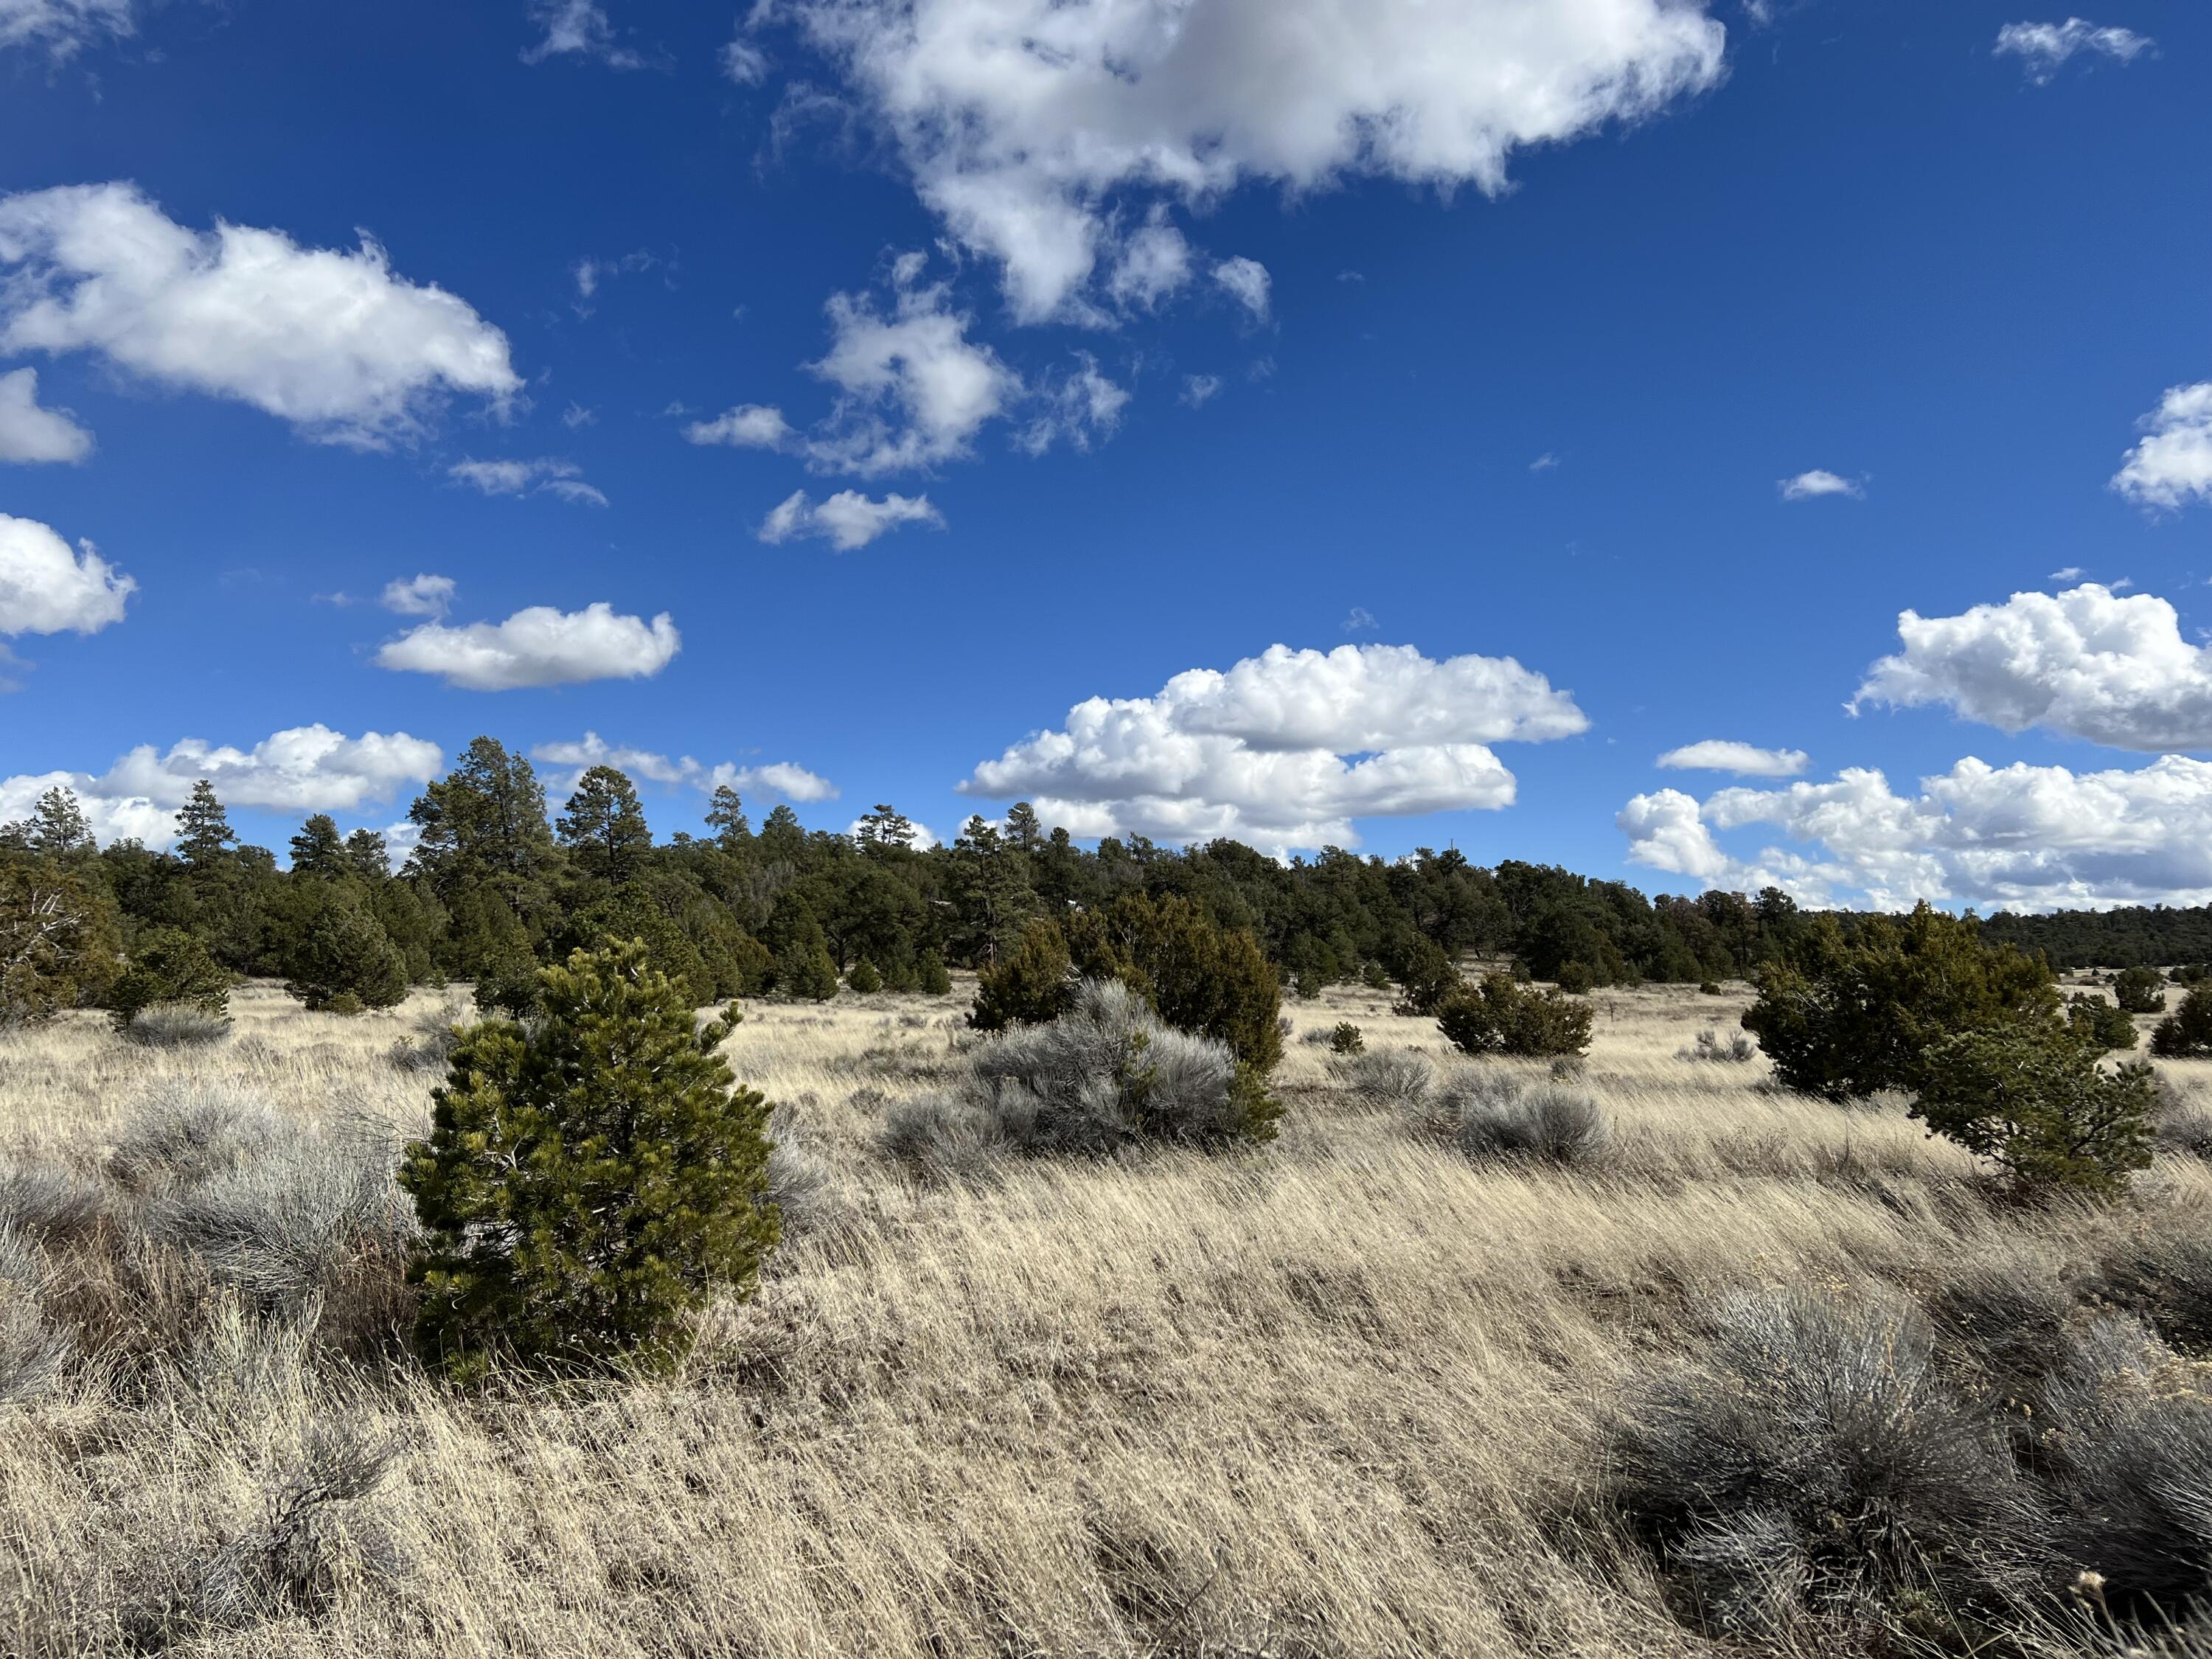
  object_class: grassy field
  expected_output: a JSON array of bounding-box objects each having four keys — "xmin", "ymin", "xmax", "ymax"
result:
[{"xmin": 1, "ymin": 977, "xmax": 2206, "ymax": 1657}]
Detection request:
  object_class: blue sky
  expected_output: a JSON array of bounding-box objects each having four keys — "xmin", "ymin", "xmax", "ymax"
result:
[{"xmin": 2, "ymin": 0, "xmax": 2209, "ymax": 908}]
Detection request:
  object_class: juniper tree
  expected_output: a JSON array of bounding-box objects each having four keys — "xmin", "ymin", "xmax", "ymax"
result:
[
  {"xmin": 282, "ymin": 885, "xmax": 408, "ymax": 1012},
  {"xmin": 557, "ymin": 765, "xmax": 653, "ymax": 886},
  {"xmin": 110, "ymin": 925, "xmax": 231, "ymax": 1029},
  {"xmin": 399, "ymin": 940, "xmax": 779, "ymax": 1377},
  {"xmin": 0, "ymin": 857, "xmax": 123, "ymax": 1023},
  {"xmin": 970, "ymin": 917, "xmax": 1073, "ymax": 1030},
  {"xmin": 2115, "ymin": 966, "xmax": 2166, "ymax": 1016}
]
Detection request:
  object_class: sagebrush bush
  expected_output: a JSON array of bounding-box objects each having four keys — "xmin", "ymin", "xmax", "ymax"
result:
[
  {"xmin": 0, "ymin": 1164, "xmax": 108, "ymax": 1243},
  {"xmin": 762, "ymin": 1105, "xmax": 844, "ymax": 1238},
  {"xmin": 2095, "ymin": 1210, "xmax": 2212, "ymax": 1352},
  {"xmin": 108, "ymin": 1082, "xmax": 288, "ymax": 1192},
  {"xmin": 401, "ymin": 942, "xmax": 779, "ymax": 1377},
  {"xmin": 0, "ymin": 1224, "xmax": 72, "ymax": 1404},
  {"xmin": 1613, "ymin": 1288, "xmax": 2034, "ymax": 1641},
  {"xmin": 1337, "ymin": 1048, "xmax": 1434, "ymax": 1111},
  {"xmin": 1431, "ymin": 1071, "xmax": 1611, "ymax": 1165},
  {"xmin": 2034, "ymin": 1316, "xmax": 2212, "ymax": 1613},
  {"xmin": 887, "ymin": 981, "xmax": 1276, "ymax": 1174},
  {"xmin": 122, "ymin": 1002, "xmax": 234, "ymax": 1048},
  {"xmin": 1681, "ymin": 1028, "xmax": 1756, "ymax": 1063},
  {"xmin": 1436, "ymin": 973, "xmax": 1593, "ymax": 1059}
]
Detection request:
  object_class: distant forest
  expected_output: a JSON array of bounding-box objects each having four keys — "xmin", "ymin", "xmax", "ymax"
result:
[{"xmin": 3, "ymin": 734, "xmax": 2200, "ymax": 1015}]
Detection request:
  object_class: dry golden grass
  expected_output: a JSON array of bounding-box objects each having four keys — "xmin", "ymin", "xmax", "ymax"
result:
[{"xmin": 1, "ymin": 978, "xmax": 2205, "ymax": 1656}]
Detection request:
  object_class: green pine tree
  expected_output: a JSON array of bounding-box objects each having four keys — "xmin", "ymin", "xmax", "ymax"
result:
[
  {"xmin": 27, "ymin": 787, "xmax": 95, "ymax": 858},
  {"xmin": 110, "ymin": 926, "xmax": 231, "ymax": 1029},
  {"xmin": 399, "ymin": 941, "xmax": 779, "ymax": 1377},
  {"xmin": 175, "ymin": 780, "xmax": 238, "ymax": 868},
  {"xmin": 344, "ymin": 827, "xmax": 392, "ymax": 880},
  {"xmin": 557, "ymin": 765, "xmax": 653, "ymax": 886},
  {"xmin": 406, "ymin": 737, "xmax": 558, "ymax": 911},
  {"xmin": 704, "ymin": 785, "xmax": 752, "ymax": 852},
  {"xmin": 288, "ymin": 814, "xmax": 349, "ymax": 878}
]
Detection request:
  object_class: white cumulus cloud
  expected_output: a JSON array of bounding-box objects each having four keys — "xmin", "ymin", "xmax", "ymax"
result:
[
  {"xmin": 758, "ymin": 489, "xmax": 943, "ymax": 551},
  {"xmin": 765, "ymin": 0, "xmax": 1725, "ymax": 323},
  {"xmin": 1853, "ymin": 582, "xmax": 2212, "ymax": 752},
  {"xmin": 0, "ymin": 511, "xmax": 132, "ymax": 636},
  {"xmin": 540, "ymin": 735, "xmax": 844, "ymax": 807},
  {"xmin": 448, "ymin": 456, "xmax": 608, "ymax": 505},
  {"xmin": 1621, "ymin": 754, "xmax": 2212, "ymax": 911},
  {"xmin": 1778, "ymin": 468, "xmax": 1863, "ymax": 501},
  {"xmin": 708, "ymin": 759, "xmax": 839, "ymax": 803},
  {"xmin": 0, "ymin": 183, "xmax": 520, "ymax": 448},
  {"xmin": 1211, "ymin": 257, "xmax": 1271, "ymax": 321},
  {"xmin": 0, "ymin": 723, "xmax": 442, "ymax": 848},
  {"xmin": 376, "ymin": 602, "xmax": 681, "ymax": 691},
  {"xmin": 1656, "ymin": 740, "xmax": 1809, "ymax": 778},
  {"xmin": 2112, "ymin": 382, "xmax": 2212, "ymax": 509},
  {"xmin": 380, "ymin": 572, "xmax": 456, "ymax": 619},
  {"xmin": 1994, "ymin": 18, "xmax": 2153, "ymax": 83},
  {"xmin": 0, "ymin": 367, "xmax": 92, "ymax": 462},
  {"xmin": 960, "ymin": 641, "xmax": 1586, "ymax": 849},
  {"xmin": 687, "ymin": 260, "xmax": 1020, "ymax": 475}
]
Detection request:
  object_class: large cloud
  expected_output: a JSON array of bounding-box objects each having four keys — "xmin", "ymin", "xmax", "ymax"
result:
[
  {"xmin": 763, "ymin": 0, "xmax": 1726, "ymax": 321},
  {"xmin": 961, "ymin": 641, "xmax": 1586, "ymax": 849},
  {"xmin": 1853, "ymin": 582, "xmax": 2212, "ymax": 751},
  {"xmin": 0, "ymin": 511, "xmax": 132, "ymax": 636},
  {"xmin": 1620, "ymin": 754, "xmax": 2212, "ymax": 910},
  {"xmin": 0, "ymin": 724, "xmax": 442, "ymax": 848},
  {"xmin": 0, "ymin": 183, "xmax": 520, "ymax": 448},
  {"xmin": 0, "ymin": 367, "xmax": 92, "ymax": 462},
  {"xmin": 0, "ymin": 0, "xmax": 131, "ymax": 56},
  {"xmin": 376, "ymin": 602, "xmax": 681, "ymax": 691},
  {"xmin": 2112, "ymin": 382, "xmax": 2212, "ymax": 509}
]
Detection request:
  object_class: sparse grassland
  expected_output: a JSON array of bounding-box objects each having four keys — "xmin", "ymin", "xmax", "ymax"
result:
[{"xmin": 2, "ymin": 976, "xmax": 2207, "ymax": 1656}]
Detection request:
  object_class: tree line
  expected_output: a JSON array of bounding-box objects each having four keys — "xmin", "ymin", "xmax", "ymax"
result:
[{"xmin": 5, "ymin": 729, "xmax": 2203, "ymax": 1024}]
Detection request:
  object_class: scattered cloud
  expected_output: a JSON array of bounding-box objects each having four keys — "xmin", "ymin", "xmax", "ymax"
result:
[
  {"xmin": 757, "ymin": 489, "xmax": 943, "ymax": 551},
  {"xmin": 0, "ymin": 183, "xmax": 519, "ymax": 448},
  {"xmin": 561, "ymin": 402, "xmax": 596, "ymax": 428},
  {"xmin": 1336, "ymin": 270, "xmax": 1366, "ymax": 284},
  {"xmin": 0, "ymin": 511, "xmax": 133, "ymax": 637},
  {"xmin": 0, "ymin": 724, "xmax": 442, "ymax": 848},
  {"xmin": 2112, "ymin": 382, "xmax": 2212, "ymax": 509},
  {"xmin": 1622, "ymin": 754, "xmax": 2212, "ymax": 909},
  {"xmin": 1343, "ymin": 607, "xmax": 1377, "ymax": 633},
  {"xmin": 763, "ymin": 0, "xmax": 1725, "ymax": 323},
  {"xmin": 1018, "ymin": 353, "xmax": 1130, "ymax": 454},
  {"xmin": 1180, "ymin": 374, "xmax": 1222, "ymax": 408},
  {"xmin": 960, "ymin": 641, "xmax": 1587, "ymax": 850},
  {"xmin": 1656, "ymin": 740, "xmax": 1809, "ymax": 778},
  {"xmin": 376, "ymin": 602, "xmax": 680, "ymax": 690},
  {"xmin": 448, "ymin": 456, "xmax": 608, "ymax": 505},
  {"xmin": 1105, "ymin": 209, "xmax": 1194, "ymax": 311},
  {"xmin": 1212, "ymin": 257, "xmax": 1272, "ymax": 322},
  {"xmin": 0, "ymin": 367, "xmax": 92, "ymax": 463},
  {"xmin": 522, "ymin": 0, "xmax": 641, "ymax": 69},
  {"xmin": 2050, "ymin": 566, "xmax": 2086, "ymax": 582},
  {"xmin": 1778, "ymin": 468, "xmax": 1863, "ymax": 501},
  {"xmin": 529, "ymin": 735, "xmax": 838, "ymax": 805},
  {"xmin": 1853, "ymin": 582, "xmax": 2212, "ymax": 751},
  {"xmin": 0, "ymin": 0, "xmax": 131, "ymax": 57},
  {"xmin": 687, "ymin": 258, "xmax": 1020, "ymax": 476},
  {"xmin": 570, "ymin": 249, "xmax": 658, "ymax": 308},
  {"xmin": 380, "ymin": 573, "xmax": 456, "ymax": 619},
  {"xmin": 720, "ymin": 32, "xmax": 770, "ymax": 84},
  {"xmin": 1994, "ymin": 18, "xmax": 2153, "ymax": 83},
  {"xmin": 1529, "ymin": 452, "xmax": 1559, "ymax": 473}
]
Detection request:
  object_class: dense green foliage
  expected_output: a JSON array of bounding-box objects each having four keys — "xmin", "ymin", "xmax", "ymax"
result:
[
  {"xmin": 1980, "ymin": 904, "xmax": 2212, "ymax": 970},
  {"xmin": 108, "ymin": 925, "xmax": 231, "ymax": 1030},
  {"xmin": 0, "ymin": 853, "xmax": 122, "ymax": 1025},
  {"xmin": 2114, "ymin": 965, "xmax": 2167, "ymax": 1015},
  {"xmin": 1742, "ymin": 905, "xmax": 2059, "ymax": 1101},
  {"xmin": 399, "ymin": 942, "xmax": 778, "ymax": 1377},
  {"xmin": 1912, "ymin": 1023, "xmax": 2156, "ymax": 1196},
  {"xmin": 2152, "ymin": 989, "xmax": 2212, "ymax": 1059},
  {"xmin": 1435, "ymin": 972, "xmax": 1594, "ymax": 1058},
  {"xmin": 2065, "ymin": 993, "xmax": 2138, "ymax": 1055},
  {"xmin": 970, "ymin": 917, "xmax": 1072, "ymax": 1031}
]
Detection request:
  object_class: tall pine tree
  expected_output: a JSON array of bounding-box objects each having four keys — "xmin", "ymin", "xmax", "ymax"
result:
[{"xmin": 556, "ymin": 766, "xmax": 653, "ymax": 886}]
